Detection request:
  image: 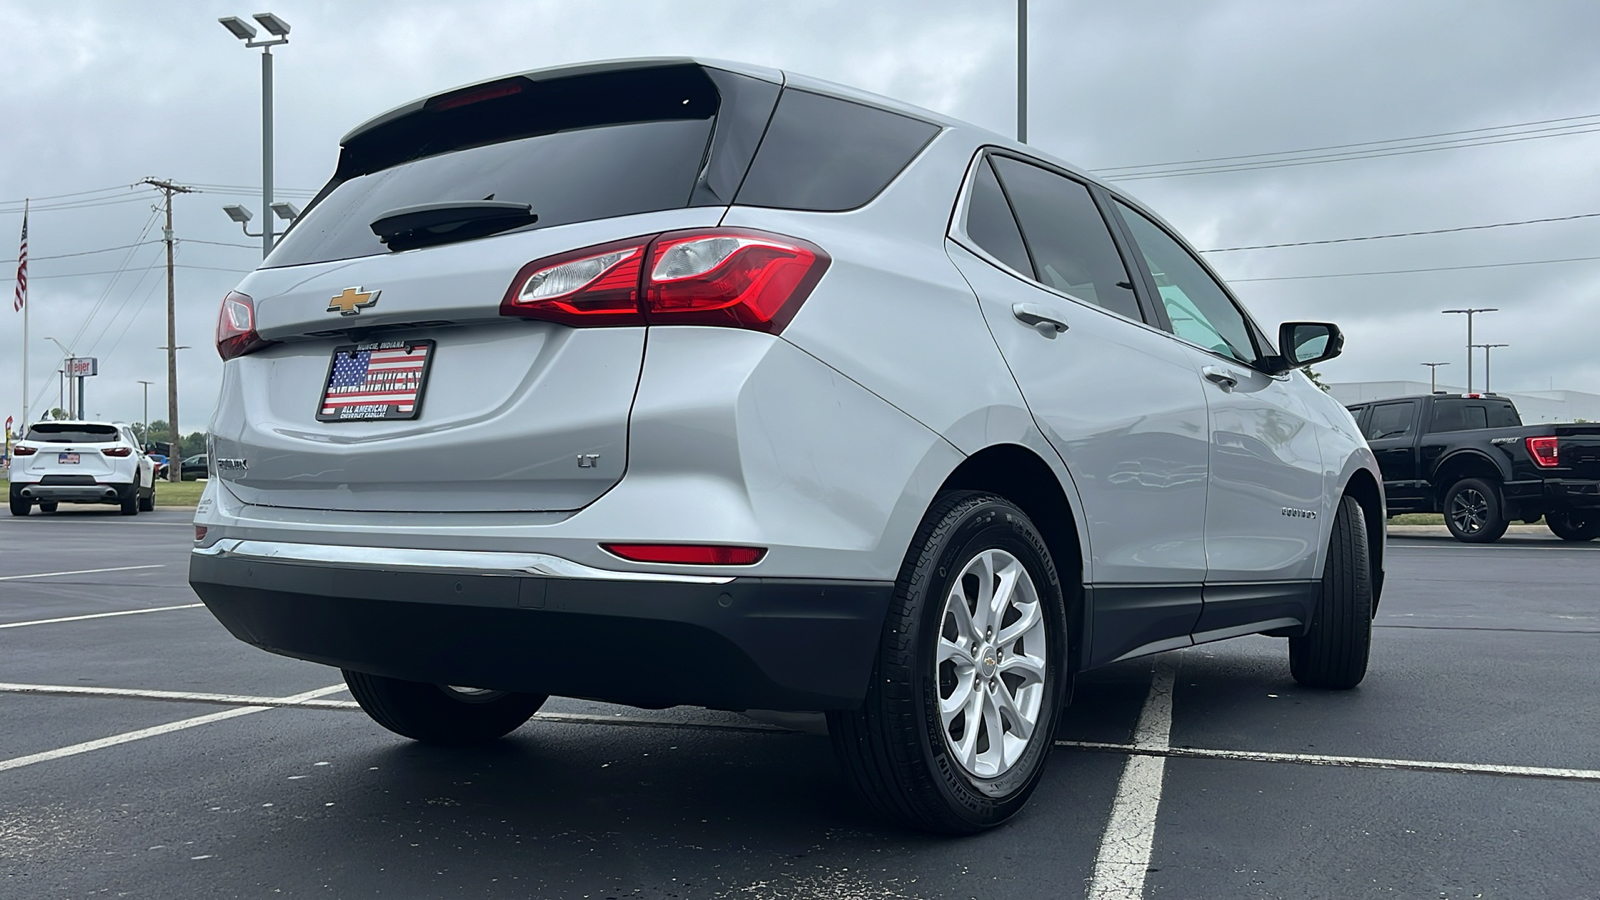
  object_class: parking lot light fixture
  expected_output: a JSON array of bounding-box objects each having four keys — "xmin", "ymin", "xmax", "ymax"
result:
[
  {"xmin": 218, "ymin": 16, "xmax": 257, "ymax": 40},
  {"xmin": 270, "ymin": 201, "xmax": 300, "ymax": 221},
  {"xmin": 219, "ymin": 12, "xmax": 290, "ymax": 259},
  {"xmin": 1441, "ymin": 308, "xmax": 1496, "ymax": 393},
  {"xmin": 1421, "ymin": 362, "xmax": 1449, "ymax": 393}
]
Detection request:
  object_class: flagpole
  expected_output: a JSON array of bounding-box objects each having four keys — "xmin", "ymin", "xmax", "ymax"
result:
[{"xmin": 19, "ymin": 199, "xmax": 27, "ymax": 433}]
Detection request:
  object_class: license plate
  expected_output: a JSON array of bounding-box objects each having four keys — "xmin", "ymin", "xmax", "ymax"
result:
[
  {"xmin": 58, "ymin": 452, "xmax": 80, "ymax": 464},
  {"xmin": 316, "ymin": 339, "xmax": 435, "ymax": 422}
]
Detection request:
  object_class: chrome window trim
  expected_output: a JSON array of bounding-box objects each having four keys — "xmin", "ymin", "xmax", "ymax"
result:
[{"xmin": 192, "ymin": 539, "xmax": 736, "ymax": 585}]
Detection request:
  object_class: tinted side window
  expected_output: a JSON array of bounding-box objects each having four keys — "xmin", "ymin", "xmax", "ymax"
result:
[
  {"xmin": 735, "ymin": 90, "xmax": 939, "ymax": 212},
  {"xmin": 1364, "ymin": 401, "xmax": 1417, "ymax": 440},
  {"xmin": 1429, "ymin": 400, "xmax": 1490, "ymax": 433},
  {"xmin": 1115, "ymin": 200, "xmax": 1259, "ymax": 363},
  {"xmin": 989, "ymin": 158, "xmax": 1142, "ymax": 321},
  {"xmin": 964, "ymin": 158, "xmax": 1033, "ymax": 275}
]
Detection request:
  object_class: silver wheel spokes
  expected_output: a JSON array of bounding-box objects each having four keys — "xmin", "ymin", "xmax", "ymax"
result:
[
  {"xmin": 1450, "ymin": 489, "xmax": 1488, "ymax": 533},
  {"xmin": 937, "ymin": 548, "xmax": 1047, "ymax": 779}
]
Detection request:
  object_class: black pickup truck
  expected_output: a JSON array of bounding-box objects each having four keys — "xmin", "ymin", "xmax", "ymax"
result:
[{"xmin": 1346, "ymin": 393, "xmax": 1600, "ymax": 543}]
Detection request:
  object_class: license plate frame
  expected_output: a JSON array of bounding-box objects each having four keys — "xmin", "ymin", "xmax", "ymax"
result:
[
  {"xmin": 58, "ymin": 452, "xmax": 80, "ymax": 465},
  {"xmin": 316, "ymin": 339, "xmax": 436, "ymax": 423}
]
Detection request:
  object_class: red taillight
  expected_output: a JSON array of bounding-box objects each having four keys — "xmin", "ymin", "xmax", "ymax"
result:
[
  {"xmin": 1527, "ymin": 436, "xmax": 1559, "ymax": 468},
  {"xmin": 644, "ymin": 229, "xmax": 829, "ymax": 333},
  {"xmin": 601, "ymin": 543, "xmax": 767, "ymax": 566},
  {"xmin": 13, "ymin": 445, "xmax": 36, "ymax": 456},
  {"xmin": 102, "ymin": 446, "xmax": 133, "ymax": 457},
  {"xmin": 501, "ymin": 229, "xmax": 829, "ymax": 334},
  {"xmin": 501, "ymin": 238, "xmax": 649, "ymax": 326},
  {"xmin": 216, "ymin": 291, "xmax": 273, "ymax": 361}
]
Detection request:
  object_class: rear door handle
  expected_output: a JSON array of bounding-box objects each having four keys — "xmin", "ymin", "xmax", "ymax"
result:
[
  {"xmin": 1012, "ymin": 303, "xmax": 1068, "ymax": 337},
  {"xmin": 1202, "ymin": 365, "xmax": 1239, "ymax": 390}
]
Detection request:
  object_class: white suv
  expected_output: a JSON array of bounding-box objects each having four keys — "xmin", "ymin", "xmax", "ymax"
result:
[{"xmin": 9, "ymin": 421, "xmax": 157, "ymax": 516}]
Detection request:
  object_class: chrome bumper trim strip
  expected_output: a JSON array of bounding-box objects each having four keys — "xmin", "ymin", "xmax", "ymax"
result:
[{"xmin": 192, "ymin": 539, "xmax": 736, "ymax": 585}]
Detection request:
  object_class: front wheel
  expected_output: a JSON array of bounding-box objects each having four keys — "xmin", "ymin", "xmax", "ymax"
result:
[
  {"xmin": 828, "ymin": 492, "xmax": 1068, "ymax": 834},
  {"xmin": 1442, "ymin": 477, "xmax": 1508, "ymax": 543},
  {"xmin": 1546, "ymin": 509, "xmax": 1600, "ymax": 542},
  {"xmin": 138, "ymin": 483, "xmax": 155, "ymax": 512},
  {"xmin": 1290, "ymin": 495, "xmax": 1373, "ymax": 689},
  {"xmin": 343, "ymin": 670, "xmax": 546, "ymax": 744}
]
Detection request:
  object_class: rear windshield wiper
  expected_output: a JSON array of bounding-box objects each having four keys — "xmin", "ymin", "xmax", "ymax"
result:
[{"xmin": 370, "ymin": 201, "xmax": 537, "ymax": 251}]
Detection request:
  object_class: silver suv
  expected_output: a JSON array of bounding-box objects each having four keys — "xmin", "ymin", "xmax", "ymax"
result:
[{"xmin": 189, "ymin": 59, "xmax": 1385, "ymax": 833}]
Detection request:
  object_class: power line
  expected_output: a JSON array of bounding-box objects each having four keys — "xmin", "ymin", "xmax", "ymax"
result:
[
  {"xmin": 1100, "ymin": 124, "xmax": 1600, "ymax": 181},
  {"xmin": 28, "ymin": 262, "xmax": 251, "ymax": 280},
  {"xmin": 0, "ymin": 183, "xmax": 141, "ymax": 205},
  {"xmin": 1201, "ymin": 211, "xmax": 1600, "ymax": 252},
  {"xmin": 1227, "ymin": 253, "xmax": 1600, "ymax": 283},
  {"xmin": 1093, "ymin": 111, "xmax": 1600, "ymax": 174}
]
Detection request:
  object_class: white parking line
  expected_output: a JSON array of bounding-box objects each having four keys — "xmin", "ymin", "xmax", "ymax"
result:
[
  {"xmin": 1054, "ymin": 739, "xmax": 1600, "ymax": 784},
  {"xmin": 0, "ymin": 564, "xmax": 164, "ymax": 581},
  {"xmin": 0, "ymin": 602, "xmax": 203, "ymax": 630},
  {"xmin": 1087, "ymin": 653, "xmax": 1178, "ymax": 900},
  {"xmin": 0, "ymin": 682, "xmax": 357, "ymax": 710},
  {"xmin": 0, "ymin": 684, "xmax": 347, "ymax": 774}
]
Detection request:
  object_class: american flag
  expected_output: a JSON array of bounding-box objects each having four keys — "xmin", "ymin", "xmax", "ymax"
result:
[
  {"xmin": 12, "ymin": 206, "xmax": 25, "ymax": 313},
  {"xmin": 319, "ymin": 343, "xmax": 431, "ymax": 418}
]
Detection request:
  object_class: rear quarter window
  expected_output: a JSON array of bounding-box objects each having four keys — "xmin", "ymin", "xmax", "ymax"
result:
[{"xmin": 734, "ymin": 89, "xmax": 939, "ymax": 212}]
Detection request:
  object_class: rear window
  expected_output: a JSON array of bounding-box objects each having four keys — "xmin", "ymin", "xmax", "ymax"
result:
[
  {"xmin": 26, "ymin": 424, "xmax": 119, "ymax": 443},
  {"xmin": 734, "ymin": 90, "xmax": 939, "ymax": 212},
  {"xmin": 266, "ymin": 66, "xmax": 730, "ymax": 269}
]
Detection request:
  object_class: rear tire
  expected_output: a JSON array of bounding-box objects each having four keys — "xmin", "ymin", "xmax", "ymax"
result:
[
  {"xmin": 343, "ymin": 670, "xmax": 546, "ymax": 744},
  {"xmin": 1442, "ymin": 477, "xmax": 1508, "ymax": 543},
  {"xmin": 827, "ymin": 492, "xmax": 1068, "ymax": 834},
  {"xmin": 1290, "ymin": 495, "xmax": 1373, "ymax": 689},
  {"xmin": 39, "ymin": 501, "xmax": 59, "ymax": 513},
  {"xmin": 9, "ymin": 496, "xmax": 30, "ymax": 517},
  {"xmin": 1546, "ymin": 509, "xmax": 1600, "ymax": 542}
]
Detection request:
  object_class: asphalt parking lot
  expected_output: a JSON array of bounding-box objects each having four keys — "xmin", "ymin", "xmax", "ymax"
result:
[{"xmin": 2, "ymin": 508, "xmax": 1597, "ymax": 899}]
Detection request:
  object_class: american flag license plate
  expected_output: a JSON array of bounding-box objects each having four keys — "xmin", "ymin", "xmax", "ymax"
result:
[{"xmin": 316, "ymin": 339, "xmax": 435, "ymax": 422}]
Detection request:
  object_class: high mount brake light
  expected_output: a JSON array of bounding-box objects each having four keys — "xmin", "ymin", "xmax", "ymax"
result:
[
  {"xmin": 216, "ymin": 291, "xmax": 273, "ymax": 361},
  {"xmin": 1527, "ymin": 436, "xmax": 1559, "ymax": 468},
  {"xmin": 601, "ymin": 543, "xmax": 767, "ymax": 566},
  {"xmin": 501, "ymin": 229, "xmax": 829, "ymax": 334},
  {"xmin": 101, "ymin": 447, "xmax": 133, "ymax": 457}
]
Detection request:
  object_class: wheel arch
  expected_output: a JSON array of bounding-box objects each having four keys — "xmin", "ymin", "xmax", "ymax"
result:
[
  {"xmin": 1340, "ymin": 467, "xmax": 1386, "ymax": 608},
  {"xmin": 936, "ymin": 443, "xmax": 1086, "ymax": 675},
  {"xmin": 1430, "ymin": 450, "xmax": 1507, "ymax": 506}
]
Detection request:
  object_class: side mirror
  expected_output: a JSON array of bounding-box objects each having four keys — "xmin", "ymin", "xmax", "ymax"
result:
[{"xmin": 1266, "ymin": 321, "xmax": 1343, "ymax": 374}]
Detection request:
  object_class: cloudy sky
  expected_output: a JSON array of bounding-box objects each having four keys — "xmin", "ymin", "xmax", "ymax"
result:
[{"xmin": 3, "ymin": 0, "xmax": 1599, "ymax": 432}]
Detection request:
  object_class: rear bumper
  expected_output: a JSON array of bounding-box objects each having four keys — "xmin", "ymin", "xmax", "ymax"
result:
[
  {"xmin": 10, "ymin": 481, "xmax": 136, "ymax": 503},
  {"xmin": 188, "ymin": 543, "xmax": 892, "ymax": 711},
  {"xmin": 1545, "ymin": 479, "xmax": 1600, "ymax": 510}
]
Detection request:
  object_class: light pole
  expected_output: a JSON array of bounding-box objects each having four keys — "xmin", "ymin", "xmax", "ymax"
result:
[
  {"xmin": 221, "ymin": 202, "xmax": 299, "ymax": 242},
  {"xmin": 1421, "ymin": 362, "xmax": 1449, "ymax": 394},
  {"xmin": 1441, "ymin": 308, "xmax": 1496, "ymax": 394},
  {"xmin": 1017, "ymin": 0, "xmax": 1027, "ymax": 143},
  {"xmin": 43, "ymin": 336, "xmax": 72, "ymax": 417},
  {"xmin": 136, "ymin": 379, "xmax": 153, "ymax": 449},
  {"xmin": 219, "ymin": 13, "xmax": 291, "ymax": 259},
  {"xmin": 1473, "ymin": 343, "xmax": 1508, "ymax": 394}
]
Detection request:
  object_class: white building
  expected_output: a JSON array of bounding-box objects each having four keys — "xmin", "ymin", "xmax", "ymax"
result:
[{"xmin": 1327, "ymin": 381, "xmax": 1600, "ymax": 423}]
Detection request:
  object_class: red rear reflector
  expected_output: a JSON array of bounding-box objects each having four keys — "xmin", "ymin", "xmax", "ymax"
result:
[
  {"xmin": 13, "ymin": 445, "xmax": 37, "ymax": 456},
  {"xmin": 216, "ymin": 291, "xmax": 273, "ymax": 361},
  {"xmin": 1526, "ymin": 436, "xmax": 1559, "ymax": 468},
  {"xmin": 426, "ymin": 80, "xmax": 524, "ymax": 112},
  {"xmin": 194, "ymin": 525, "xmax": 208, "ymax": 542},
  {"xmin": 644, "ymin": 229, "xmax": 829, "ymax": 333},
  {"xmin": 501, "ymin": 238, "xmax": 649, "ymax": 326},
  {"xmin": 102, "ymin": 447, "xmax": 133, "ymax": 457},
  {"xmin": 601, "ymin": 543, "xmax": 766, "ymax": 566}
]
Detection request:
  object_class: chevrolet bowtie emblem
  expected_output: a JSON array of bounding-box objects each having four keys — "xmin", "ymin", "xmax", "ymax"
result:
[{"xmin": 328, "ymin": 286, "xmax": 381, "ymax": 316}]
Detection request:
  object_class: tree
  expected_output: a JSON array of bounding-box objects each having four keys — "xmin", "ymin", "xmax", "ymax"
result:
[{"xmin": 1303, "ymin": 366, "xmax": 1331, "ymax": 393}]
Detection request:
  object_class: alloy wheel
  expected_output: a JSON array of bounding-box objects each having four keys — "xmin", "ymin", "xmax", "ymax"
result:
[
  {"xmin": 1449, "ymin": 488, "xmax": 1489, "ymax": 535},
  {"xmin": 936, "ymin": 548, "xmax": 1049, "ymax": 779}
]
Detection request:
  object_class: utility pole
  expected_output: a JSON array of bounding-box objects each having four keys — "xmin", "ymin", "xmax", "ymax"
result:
[
  {"xmin": 141, "ymin": 178, "xmax": 195, "ymax": 481},
  {"xmin": 1421, "ymin": 362, "xmax": 1449, "ymax": 394},
  {"xmin": 1441, "ymin": 308, "xmax": 1496, "ymax": 394},
  {"xmin": 1016, "ymin": 0, "xmax": 1027, "ymax": 143},
  {"xmin": 1473, "ymin": 343, "xmax": 1508, "ymax": 394}
]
